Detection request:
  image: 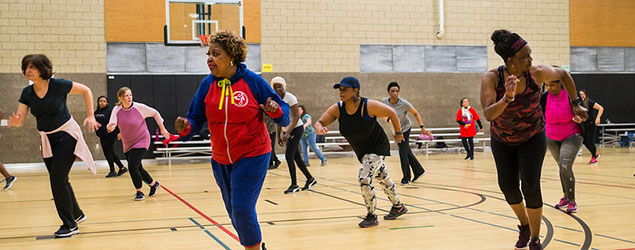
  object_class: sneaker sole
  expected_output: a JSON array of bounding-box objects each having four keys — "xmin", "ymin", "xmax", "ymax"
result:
[
  {"xmin": 302, "ymin": 180, "xmax": 317, "ymax": 191},
  {"xmin": 75, "ymin": 215, "xmax": 87, "ymax": 224},
  {"xmin": 4, "ymin": 177, "xmax": 16, "ymax": 190},
  {"xmin": 55, "ymin": 229, "xmax": 79, "ymax": 238},
  {"xmin": 149, "ymin": 182, "xmax": 160, "ymax": 197},
  {"xmin": 514, "ymin": 246, "xmax": 529, "ymax": 250}
]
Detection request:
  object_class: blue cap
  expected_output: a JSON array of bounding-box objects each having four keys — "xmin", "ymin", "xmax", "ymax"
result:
[{"xmin": 333, "ymin": 76, "xmax": 360, "ymax": 89}]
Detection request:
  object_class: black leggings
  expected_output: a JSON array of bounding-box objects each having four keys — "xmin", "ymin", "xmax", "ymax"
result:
[
  {"xmin": 125, "ymin": 148, "xmax": 154, "ymax": 189},
  {"xmin": 285, "ymin": 126, "xmax": 312, "ymax": 186},
  {"xmin": 269, "ymin": 132, "xmax": 279, "ymax": 164},
  {"xmin": 582, "ymin": 123, "xmax": 598, "ymax": 158},
  {"xmin": 461, "ymin": 136, "xmax": 474, "ymax": 158},
  {"xmin": 44, "ymin": 131, "xmax": 84, "ymax": 228},
  {"xmin": 397, "ymin": 129, "xmax": 425, "ymax": 182},
  {"xmin": 491, "ymin": 131, "xmax": 546, "ymax": 209},
  {"xmin": 100, "ymin": 133, "xmax": 124, "ymax": 172}
]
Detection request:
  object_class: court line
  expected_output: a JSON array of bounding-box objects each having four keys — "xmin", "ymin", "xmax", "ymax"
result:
[
  {"xmin": 189, "ymin": 218, "xmax": 231, "ymax": 250},
  {"xmin": 161, "ymin": 185, "xmax": 240, "ymax": 242}
]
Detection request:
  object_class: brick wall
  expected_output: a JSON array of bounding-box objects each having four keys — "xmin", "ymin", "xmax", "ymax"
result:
[
  {"xmin": 260, "ymin": 0, "xmax": 570, "ymax": 72},
  {"xmin": 0, "ymin": 0, "xmax": 106, "ymax": 73}
]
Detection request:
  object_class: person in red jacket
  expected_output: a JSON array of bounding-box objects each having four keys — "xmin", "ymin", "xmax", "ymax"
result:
[
  {"xmin": 456, "ymin": 98, "xmax": 483, "ymax": 160},
  {"xmin": 175, "ymin": 30, "xmax": 289, "ymax": 250}
]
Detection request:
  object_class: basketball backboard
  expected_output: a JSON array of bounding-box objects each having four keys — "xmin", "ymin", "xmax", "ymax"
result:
[{"xmin": 164, "ymin": 0, "xmax": 243, "ymax": 46}]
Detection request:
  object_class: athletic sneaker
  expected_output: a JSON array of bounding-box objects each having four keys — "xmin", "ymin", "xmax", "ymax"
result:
[
  {"xmin": 320, "ymin": 159, "xmax": 327, "ymax": 166},
  {"xmin": 589, "ymin": 157, "xmax": 598, "ymax": 164},
  {"xmin": 554, "ymin": 196, "xmax": 569, "ymax": 209},
  {"xmin": 566, "ymin": 201, "xmax": 578, "ymax": 213},
  {"xmin": 3, "ymin": 176, "xmax": 16, "ymax": 190},
  {"xmin": 400, "ymin": 179, "xmax": 410, "ymax": 185},
  {"xmin": 595, "ymin": 154, "xmax": 600, "ymax": 159},
  {"xmin": 261, "ymin": 242, "xmax": 267, "ymax": 250},
  {"xmin": 283, "ymin": 185, "xmax": 299, "ymax": 194},
  {"xmin": 515, "ymin": 224, "xmax": 530, "ymax": 250},
  {"xmin": 54, "ymin": 226, "xmax": 79, "ymax": 238},
  {"xmin": 105, "ymin": 172, "xmax": 117, "ymax": 178},
  {"xmin": 358, "ymin": 213, "xmax": 378, "ymax": 228},
  {"xmin": 117, "ymin": 167, "xmax": 128, "ymax": 176},
  {"xmin": 135, "ymin": 191, "xmax": 145, "ymax": 201},
  {"xmin": 75, "ymin": 214, "xmax": 87, "ymax": 224},
  {"xmin": 149, "ymin": 181, "xmax": 160, "ymax": 196},
  {"xmin": 383, "ymin": 204, "xmax": 408, "ymax": 220},
  {"xmin": 528, "ymin": 237, "xmax": 542, "ymax": 250},
  {"xmin": 301, "ymin": 178, "xmax": 317, "ymax": 191}
]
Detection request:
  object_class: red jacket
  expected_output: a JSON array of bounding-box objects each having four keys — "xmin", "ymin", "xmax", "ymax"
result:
[
  {"xmin": 456, "ymin": 107, "xmax": 480, "ymax": 138},
  {"xmin": 180, "ymin": 65, "xmax": 289, "ymax": 164}
]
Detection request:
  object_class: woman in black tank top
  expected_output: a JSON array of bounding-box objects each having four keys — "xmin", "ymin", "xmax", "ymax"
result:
[
  {"xmin": 314, "ymin": 77, "xmax": 409, "ymax": 228},
  {"xmin": 481, "ymin": 30, "xmax": 588, "ymax": 250}
]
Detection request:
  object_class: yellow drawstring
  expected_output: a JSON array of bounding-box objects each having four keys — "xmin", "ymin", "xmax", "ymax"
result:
[{"xmin": 217, "ymin": 79, "xmax": 234, "ymax": 110}]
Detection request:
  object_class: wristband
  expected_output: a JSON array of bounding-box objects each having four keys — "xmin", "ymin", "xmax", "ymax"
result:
[
  {"xmin": 420, "ymin": 125, "xmax": 424, "ymax": 129},
  {"xmin": 504, "ymin": 94, "xmax": 514, "ymax": 103},
  {"xmin": 395, "ymin": 131, "xmax": 402, "ymax": 135}
]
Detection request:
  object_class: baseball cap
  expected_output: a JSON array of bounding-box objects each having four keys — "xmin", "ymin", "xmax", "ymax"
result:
[{"xmin": 333, "ymin": 76, "xmax": 360, "ymax": 89}]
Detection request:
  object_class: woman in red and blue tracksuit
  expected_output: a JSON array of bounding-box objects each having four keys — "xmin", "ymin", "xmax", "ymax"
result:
[{"xmin": 175, "ymin": 30, "xmax": 289, "ymax": 250}]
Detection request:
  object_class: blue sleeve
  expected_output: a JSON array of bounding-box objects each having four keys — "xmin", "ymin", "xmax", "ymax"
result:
[
  {"xmin": 243, "ymin": 71, "xmax": 290, "ymax": 127},
  {"xmin": 181, "ymin": 76, "xmax": 212, "ymax": 141}
]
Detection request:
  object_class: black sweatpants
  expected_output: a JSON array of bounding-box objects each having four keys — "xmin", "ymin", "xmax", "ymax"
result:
[
  {"xmin": 582, "ymin": 122, "xmax": 598, "ymax": 158},
  {"xmin": 44, "ymin": 131, "xmax": 84, "ymax": 229},
  {"xmin": 397, "ymin": 129, "xmax": 425, "ymax": 182},
  {"xmin": 269, "ymin": 132, "xmax": 279, "ymax": 165},
  {"xmin": 491, "ymin": 131, "xmax": 546, "ymax": 209},
  {"xmin": 461, "ymin": 136, "xmax": 474, "ymax": 158},
  {"xmin": 100, "ymin": 133, "xmax": 124, "ymax": 172},
  {"xmin": 285, "ymin": 126, "xmax": 312, "ymax": 186},
  {"xmin": 125, "ymin": 148, "xmax": 154, "ymax": 189}
]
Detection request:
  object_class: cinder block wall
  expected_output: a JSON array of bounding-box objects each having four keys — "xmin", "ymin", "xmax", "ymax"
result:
[
  {"xmin": 260, "ymin": 0, "xmax": 570, "ymax": 72},
  {"xmin": 0, "ymin": 0, "xmax": 107, "ymax": 163}
]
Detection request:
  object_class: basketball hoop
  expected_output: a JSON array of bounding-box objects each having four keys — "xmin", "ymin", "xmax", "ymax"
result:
[{"xmin": 197, "ymin": 34, "xmax": 211, "ymax": 48}]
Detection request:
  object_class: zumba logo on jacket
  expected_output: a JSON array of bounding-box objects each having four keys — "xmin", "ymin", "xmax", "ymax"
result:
[{"xmin": 180, "ymin": 64, "xmax": 290, "ymax": 164}]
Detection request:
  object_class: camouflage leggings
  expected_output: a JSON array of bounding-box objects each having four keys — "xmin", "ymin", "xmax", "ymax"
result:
[{"xmin": 358, "ymin": 154, "xmax": 400, "ymax": 214}]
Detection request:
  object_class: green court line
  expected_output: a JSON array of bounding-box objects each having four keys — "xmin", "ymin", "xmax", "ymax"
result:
[{"xmin": 389, "ymin": 225, "xmax": 434, "ymax": 230}]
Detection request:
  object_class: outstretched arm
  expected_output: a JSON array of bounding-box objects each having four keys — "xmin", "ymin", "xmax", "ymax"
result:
[
  {"xmin": 7, "ymin": 103, "xmax": 29, "ymax": 128},
  {"xmin": 314, "ymin": 103, "xmax": 339, "ymax": 135}
]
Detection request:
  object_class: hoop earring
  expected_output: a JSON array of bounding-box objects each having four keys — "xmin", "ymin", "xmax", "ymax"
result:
[{"xmin": 231, "ymin": 61, "xmax": 234, "ymax": 67}]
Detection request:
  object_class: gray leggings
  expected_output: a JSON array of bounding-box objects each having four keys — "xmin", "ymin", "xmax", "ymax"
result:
[{"xmin": 547, "ymin": 134, "xmax": 583, "ymax": 202}]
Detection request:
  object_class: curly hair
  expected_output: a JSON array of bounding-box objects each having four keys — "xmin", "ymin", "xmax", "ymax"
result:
[{"xmin": 208, "ymin": 30, "xmax": 247, "ymax": 66}]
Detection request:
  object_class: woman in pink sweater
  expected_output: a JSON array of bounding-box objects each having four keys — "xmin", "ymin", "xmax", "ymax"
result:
[
  {"xmin": 108, "ymin": 87, "xmax": 171, "ymax": 201},
  {"xmin": 542, "ymin": 79, "xmax": 584, "ymax": 213}
]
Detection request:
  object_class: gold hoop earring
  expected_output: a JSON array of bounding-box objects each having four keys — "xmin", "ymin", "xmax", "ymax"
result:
[{"xmin": 231, "ymin": 61, "xmax": 234, "ymax": 67}]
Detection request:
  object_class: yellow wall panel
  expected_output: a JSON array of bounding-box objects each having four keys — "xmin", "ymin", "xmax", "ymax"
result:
[{"xmin": 570, "ymin": 0, "xmax": 635, "ymax": 47}]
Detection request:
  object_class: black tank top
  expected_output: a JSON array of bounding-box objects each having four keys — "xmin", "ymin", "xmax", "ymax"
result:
[{"xmin": 338, "ymin": 97, "xmax": 390, "ymax": 162}]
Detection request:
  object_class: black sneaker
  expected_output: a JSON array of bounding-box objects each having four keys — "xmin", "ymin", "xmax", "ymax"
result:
[
  {"xmin": 383, "ymin": 204, "xmax": 408, "ymax": 220},
  {"xmin": 528, "ymin": 237, "xmax": 542, "ymax": 250},
  {"xmin": 301, "ymin": 178, "xmax": 317, "ymax": 191},
  {"xmin": 105, "ymin": 172, "xmax": 117, "ymax": 178},
  {"xmin": 3, "ymin": 176, "xmax": 16, "ymax": 190},
  {"xmin": 135, "ymin": 191, "xmax": 145, "ymax": 201},
  {"xmin": 75, "ymin": 214, "xmax": 87, "ymax": 224},
  {"xmin": 149, "ymin": 181, "xmax": 160, "ymax": 197},
  {"xmin": 358, "ymin": 213, "xmax": 378, "ymax": 228},
  {"xmin": 261, "ymin": 242, "xmax": 267, "ymax": 250},
  {"xmin": 283, "ymin": 185, "xmax": 299, "ymax": 194},
  {"xmin": 400, "ymin": 179, "xmax": 410, "ymax": 185},
  {"xmin": 117, "ymin": 167, "xmax": 128, "ymax": 176},
  {"xmin": 54, "ymin": 226, "xmax": 79, "ymax": 238},
  {"xmin": 515, "ymin": 224, "xmax": 530, "ymax": 249}
]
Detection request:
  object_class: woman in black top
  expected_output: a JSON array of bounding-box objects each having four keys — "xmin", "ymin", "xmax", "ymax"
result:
[
  {"xmin": 95, "ymin": 96, "xmax": 127, "ymax": 177},
  {"xmin": 8, "ymin": 54, "xmax": 99, "ymax": 238},
  {"xmin": 579, "ymin": 90, "xmax": 604, "ymax": 164},
  {"xmin": 314, "ymin": 76, "xmax": 408, "ymax": 228}
]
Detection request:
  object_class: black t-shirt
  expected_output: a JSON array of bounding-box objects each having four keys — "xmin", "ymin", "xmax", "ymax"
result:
[
  {"xmin": 583, "ymin": 99, "xmax": 598, "ymax": 124},
  {"xmin": 19, "ymin": 78, "xmax": 73, "ymax": 132},
  {"xmin": 95, "ymin": 105, "xmax": 119, "ymax": 138}
]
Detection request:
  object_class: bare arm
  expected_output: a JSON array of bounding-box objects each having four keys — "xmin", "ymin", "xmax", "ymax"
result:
[
  {"xmin": 480, "ymin": 71, "xmax": 511, "ymax": 121},
  {"xmin": 409, "ymin": 107, "xmax": 430, "ymax": 135},
  {"xmin": 314, "ymin": 103, "xmax": 339, "ymax": 135},
  {"xmin": 303, "ymin": 116, "xmax": 312, "ymax": 129},
  {"xmin": 7, "ymin": 103, "xmax": 29, "ymax": 128},
  {"xmin": 594, "ymin": 102, "xmax": 604, "ymax": 125},
  {"xmin": 69, "ymin": 82, "xmax": 99, "ymax": 132},
  {"xmin": 366, "ymin": 100, "xmax": 404, "ymax": 142},
  {"xmin": 534, "ymin": 65, "xmax": 588, "ymax": 120}
]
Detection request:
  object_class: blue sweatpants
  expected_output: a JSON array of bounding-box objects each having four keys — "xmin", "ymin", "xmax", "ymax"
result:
[{"xmin": 211, "ymin": 153, "xmax": 269, "ymax": 247}]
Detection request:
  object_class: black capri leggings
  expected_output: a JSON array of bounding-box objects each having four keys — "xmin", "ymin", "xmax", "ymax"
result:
[
  {"xmin": 581, "ymin": 122, "xmax": 598, "ymax": 158},
  {"xmin": 100, "ymin": 133, "xmax": 124, "ymax": 173},
  {"xmin": 125, "ymin": 148, "xmax": 154, "ymax": 189},
  {"xmin": 491, "ymin": 131, "xmax": 546, "ymax": 209}
]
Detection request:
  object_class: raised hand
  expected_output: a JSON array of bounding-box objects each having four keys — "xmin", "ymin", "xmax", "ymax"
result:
[
  {"xmin": 571, "ymin": 104, "xmax": 588, "ymax": 122},
  {"xmin": 175, "ymin": 117, "xmax": 190, "ymax": 132},
  {"xmin": 504, "ymin": 75, "xmax": 519, "ymax": 100},
  {"xmin": 259, "ymin": 97, "xmax": 279, "ymax": 112}
]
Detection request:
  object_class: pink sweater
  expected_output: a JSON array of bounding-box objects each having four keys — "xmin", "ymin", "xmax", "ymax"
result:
[
  {"xmin": 545, "ymin": 89, "xmax": 581, "ymax": 141},
  {"xmin": 108, "ymin": 102, "xmax": 164, "ymax": 153}
]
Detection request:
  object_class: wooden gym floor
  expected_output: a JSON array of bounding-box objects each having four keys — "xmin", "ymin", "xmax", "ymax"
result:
[{"xmin": 0, "ymin": 147, "xmax": 634, "ymax": 250}]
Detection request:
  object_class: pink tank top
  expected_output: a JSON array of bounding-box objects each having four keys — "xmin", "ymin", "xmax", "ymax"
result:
[{"xmin": 545, "ymin": 89, "xmax": 581, "ymax": 141}]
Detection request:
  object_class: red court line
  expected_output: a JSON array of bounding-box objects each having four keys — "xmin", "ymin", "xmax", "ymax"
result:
[
  {"xmin": 161, "ymin": 185, "xmax": 240, "ymax": 242},
  {"xmin": 613, "ymin": 249, "xmax": 635, "ymax": 250}
]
